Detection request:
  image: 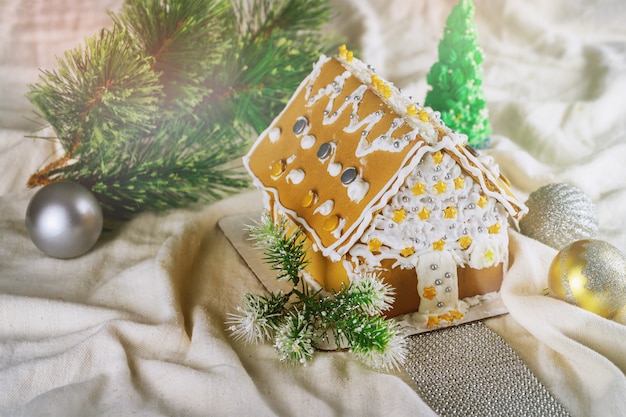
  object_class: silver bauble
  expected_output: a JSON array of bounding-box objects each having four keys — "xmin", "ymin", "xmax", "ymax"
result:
[
  {"xmin": 519, "ymin": 183, "xmax": 598, "ymax": 250},
  {"xmin": 25, "ymin": 182, "xmax": 103, "ymax": 259}
]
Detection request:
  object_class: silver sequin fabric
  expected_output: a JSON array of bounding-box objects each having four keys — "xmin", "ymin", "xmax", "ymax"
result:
[{"xmin": 403, "ymin": 321, "xmax": 571, "ymax": 416}]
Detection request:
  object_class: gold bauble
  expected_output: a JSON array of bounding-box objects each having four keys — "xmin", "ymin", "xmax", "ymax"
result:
[{"xmin": 548, "ymin": 239, "xmax": 626, "ymax": 318}]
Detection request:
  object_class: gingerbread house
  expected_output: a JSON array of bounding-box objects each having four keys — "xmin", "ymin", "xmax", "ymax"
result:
[{"xmin": 243, "ymin": 47, "xmax": 527, "ymax": 324}]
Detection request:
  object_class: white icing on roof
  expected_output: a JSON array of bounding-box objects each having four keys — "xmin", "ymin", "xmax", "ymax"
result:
[{"xmin": 243, "ymin": 54, "xmax": 527, "ymax": 262}]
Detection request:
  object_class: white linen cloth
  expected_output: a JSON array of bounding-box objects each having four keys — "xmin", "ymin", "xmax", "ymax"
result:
[{"xmin": 1, "ymin": 0, "xmax": 625, "ymax": 416}]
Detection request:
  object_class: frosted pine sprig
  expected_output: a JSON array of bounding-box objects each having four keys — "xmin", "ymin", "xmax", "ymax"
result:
[
  {"xmin": 246, "ymin": 212, "xmax": 309, "ymax": 285},
  {"xmin": 351, "ymin": 320, "xmax": 407, "ymax": 372},
  {"xmin": 228, "ymin": 213, "xmax": 407, "ymax": 371},
  {"xmin": 274, "ymin": 310, "xmax": 316, "ymax": 365},
  {"xmin": 346, "ymin": 272, "xmax": 396, "ymax": 316},
  {"xmin": 226, "ymin": 292, "xmax": 288, "ymax": 344}
]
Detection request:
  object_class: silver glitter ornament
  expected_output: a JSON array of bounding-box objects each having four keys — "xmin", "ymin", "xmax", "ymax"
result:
[
  {"xmin": 519, "ymin": 183, "xmax": 598, "ymax": 250},
  {"xmin": 25, "ymin": 182, "xmax": 103, "ymax": 259}
]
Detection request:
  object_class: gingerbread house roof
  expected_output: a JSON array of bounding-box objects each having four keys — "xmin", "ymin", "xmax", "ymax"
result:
[{"xmin": 244, "ymin": 51, "xmax": 527, "ymax": 261}]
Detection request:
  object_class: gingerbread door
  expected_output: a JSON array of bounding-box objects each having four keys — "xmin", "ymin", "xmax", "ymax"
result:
[{"xmin": 415, "ymin": 250, "xmax": 459, "ymax": 315}]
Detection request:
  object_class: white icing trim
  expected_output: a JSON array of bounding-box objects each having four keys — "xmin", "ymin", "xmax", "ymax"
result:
[
  {"xmin": 447, "ymin": 145, "xmax": 527, "ymax": 219},
  {"xmin": 243, "ymin": 54, "xmax": 527, "ymax": 263},
  {"xmin": 334, "ymin": 54, "xmax": 526, "ymax": 220},
  {"xmin": 349, "ymin": 148, "xmax": 509, "ymax": 268}
]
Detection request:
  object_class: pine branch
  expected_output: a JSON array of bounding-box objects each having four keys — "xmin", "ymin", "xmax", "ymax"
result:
[
  {"xmin": 28, "ymin": 27, "xmax": 161, "ymax": 157},
  {"xmin": 235, "ymin": 0, "xmax": 329, "ymax": 44},
  {"xmin": 212, "ymin": 0, "xmax": 333, "ymax": 132},
  {"xmin": 26, "ymin": 0, "xmax": 335, "ymax": 218},
  {"xmin": 247, "ymin": 212, "xmax": 310, "ymax": 286},
  {"xmin": 111, "ymin": 0, "xmax": 231, "ymax": 109},
  {"xmin": 230, "ymin": 213, "xmax": 407, "ymax": 370},
  {"xmin": 53, "ymin": 121, "xmax": 249, "ymax": 217}
]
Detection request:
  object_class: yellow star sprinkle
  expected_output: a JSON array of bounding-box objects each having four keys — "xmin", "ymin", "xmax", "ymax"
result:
[
  {"xmin": 417, "ymin": 207, "xmax": 431, "ymax": 220},
  {"xmin": 368, "ymin": 238, "xmax": 383, "ymax": 253},
  {"xmin": 488, "ymin": 222, "xmax": 501, "ymax": 235},
  {"xmin": 418, "ymin": 109, "xmax": 429, "ymax": 122},
  {"xmin": 382, "ymin": 85, "xmax": 392, "ymax": 98},
  {"xmin": 393, "ymin": 208, "xmax": 406, "ymax": 223},
  {"xmin": 484, "ymin": 250, "xmax": 494, "ymax": 263},
  {"xmin": 459, "ymin": 235, "xmax": 472, "ymax": 249},
  {"xmin": 338, "ymin": 45, "xmax": 353, "ymax": 61},
  {"xmin": 372, "ymin": 78, "xmax": 384, "ymax": 91},
  {"xmin": 423, "ymin": 286, "xmax": 437, "ymax": 300},
  {"xmin": 400, "ymin": 246, "xmax": 415, "ymax": 257},
  {"xmin": 411, "ymin": 182, "xmax": 426, "ymax": 196},
  {"xmin": 427, "ymin": 316, "xmax": 440, "ymax": 328},
  {"xmin": 432, "ymin": 151, "xmax": 444, "ymax": 164},
  {"xmin": 439, "ymin": 313, "xmax": 453, "ymax": 323},
  {"xmin": 433, "ymin": 239, "xmax": 445, "ymax": 251},
  {"xmin": 454, "ymin": 176, "xmax": 465, "ymax": 190},
  {"xmin": 443, "ymin": 206, "xmax": 457, "ymax": 219},
  {"xmin": 406, "ymin": 104, "xmax": 418, "ymax": 117},
  {"xmin": 434, "ymin": 180, "xmax": 447, "ymax": 194},
  {"xmin": 450, "ymin": 310, "xmax": 464, "ymax": 320},
  {"xmin": 477, "ymin": 194, "xmax": 488, "ymax": 208}
]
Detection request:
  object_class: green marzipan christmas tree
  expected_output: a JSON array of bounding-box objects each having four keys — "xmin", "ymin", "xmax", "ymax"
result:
[
  {"xmin": 27, "ymin": 0, "xmax": 334, "ymax": 219},
  {"xmin": 424, "ymin": 0, "xmax": 491, "ymax": 148},
  {"xmin": 227, "ymin": 213, "xmax": 406, "ymax": 370}
]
